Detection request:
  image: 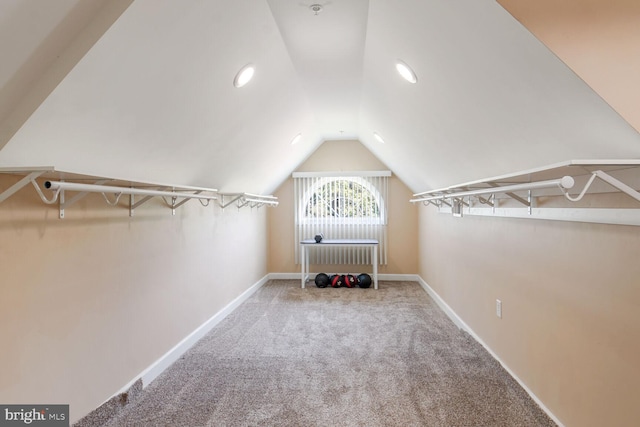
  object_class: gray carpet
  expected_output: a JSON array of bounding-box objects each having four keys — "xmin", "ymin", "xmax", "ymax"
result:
[{"xmin": 98, "ymin": 280, "xmax": 556, "ymax": 427}]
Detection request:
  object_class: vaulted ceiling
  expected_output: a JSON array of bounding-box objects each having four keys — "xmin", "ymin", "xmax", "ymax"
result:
[{"xmin": 1, "ymin": 0, "xmax": 639, "ymax": 195}]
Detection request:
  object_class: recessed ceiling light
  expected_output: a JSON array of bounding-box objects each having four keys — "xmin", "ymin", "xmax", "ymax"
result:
[
  {"xmin": 290, "ymin": 133, "xmax": 302, "ymax": 145},
  {"xmin": 233, "ymin": 64, "xmax": 255, "ymax": 88},
  {"xmin": 395, "ymin": 60, "xmax": 417, "ymax": 84},
  {"xmin": 373, "ymin": 132, "xmax": 385, "ymax": 144}
]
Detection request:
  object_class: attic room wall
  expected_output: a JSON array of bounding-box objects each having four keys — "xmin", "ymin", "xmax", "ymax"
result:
[
  {"xmin": 418, "ymin": 209, "xmax": 640, "ymax": 426},
  {"xmin": 0, "ymin": 175, "xmax": 268, "ymax": 424},
  {"xmin": 415, "ymin": 2, "xmax": 640, "ymax": 424},
  {"xmin": 497, "ymin": 0, "xmax": 640, "ymax": 133},
  {"xmin": 268, "ymin": 140, "xmax": 418, "ymax": 275}
]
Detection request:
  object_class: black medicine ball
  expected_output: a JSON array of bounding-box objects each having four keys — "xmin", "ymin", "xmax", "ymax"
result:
[
  {"xmin": 357, "ymin": 273, "xmax": 372, "ymax": 288},
  {"xmin": 315, "ymin": 273, "xmax": 330, "ymax": 288}
]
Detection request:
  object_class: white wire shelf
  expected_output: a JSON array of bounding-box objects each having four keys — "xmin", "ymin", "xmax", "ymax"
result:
[
  {"xmin": 0, "ymin": 167, "xmax": 277, "ymax": 218},
  {"xmin": 410, "ymin": 159, "xmax": 640, "ymax": 226}
]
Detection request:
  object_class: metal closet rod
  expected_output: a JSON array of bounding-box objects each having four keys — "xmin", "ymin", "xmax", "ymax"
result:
[
  {"xmin": 410, "ymin": 176, "xmax": 575, "ymax": 203},
  {"xmin": 44, "ymin": 181, "xmax": 218, "ymax": 200}
]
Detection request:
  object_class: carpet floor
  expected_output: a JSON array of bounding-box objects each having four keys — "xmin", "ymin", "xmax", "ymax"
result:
[{"xmin": 99, "ymin": 280, "xmax": 556, "ymax": 427}]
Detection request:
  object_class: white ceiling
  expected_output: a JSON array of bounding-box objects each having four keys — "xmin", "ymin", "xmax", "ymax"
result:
[{"xmin": 1, "ymin": 0, "xmax": 639, "ymax": 194}]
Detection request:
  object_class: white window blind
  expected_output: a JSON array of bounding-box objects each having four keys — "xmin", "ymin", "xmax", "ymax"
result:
[{"xmin": 293, "ymin": 171, "xmax": 389, "ymax": 265}]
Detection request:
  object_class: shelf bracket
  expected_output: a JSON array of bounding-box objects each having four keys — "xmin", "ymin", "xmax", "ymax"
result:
[
  {"xmin": 477, "ymin": 195, "xmax": 494, "ymax": 207},
  {"xmin": 0, "ymin": 171, "xmax": 45, "ymax": 203},
  {"xmin": 160, "ymin": 194, "xmax": 179, "ymax": 215},
  {"xmin": 131, "ymin": 188, "xmax": 206, "ymax": 216},
  {"xmin": 61, "ymin": 179, "xmax": 111, "ymax": 211},
  {"xmin": 31, "ymin": 179, "xmax": 60, "ymax": 205},
  {"xmin": 59, "ymin": 188, "xmax": 65, "ymax": 219},
  {"xmin": 488, "ymin": 182, "xmax": 530, "ymax": 207},
  {"xmin": 217, "ymin": 192, "xmax": 278, "ymax": 210},
  {"xmin": 129, "ymin": 188, "xmax": 169, "ymax": 216},
  {"xmin": 218, "ymin": 194, "xmax": 244, "ymax": 209},
  {"xmin": 173, "ymin": 191, "xmax": 202, "ymax": 209},
  {"xmin": 506, "ymin": 191, "xmax": 530, "ymax": 207},
  {"xmin": 562, "ymin": 170, "xmax": 640, "ymax": 203},
  {"xmin": 596, "ymin": 170, "xmax": 640, "ymax": 202}
]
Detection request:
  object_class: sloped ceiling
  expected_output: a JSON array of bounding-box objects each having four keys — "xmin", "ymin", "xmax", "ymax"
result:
[
  {"xmin": 1, "ymin": 0, "xmax": 639, "ymax": 195},
  {"xmin": 498, "ymin": 0, "xmax": 640, "ymax": 134}
]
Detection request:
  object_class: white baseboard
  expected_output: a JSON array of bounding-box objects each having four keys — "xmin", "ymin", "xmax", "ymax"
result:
[
  {"xmin": 415, "ymin": 276, "xmax": 467, "ymax": 330},
  {"xmin": 112, "ymin": 274, "xmax": 270, "ymax": 397},
  {"xmin": 268, "ymin": 272, "xmax": 420, "ymax": 282},
  {"xmin": 268, "ymin": 272, "xmax": 304, "ymax": 280},
  {"xmin": 378, "ymin": 273, "xmax": 420, "ymax": 281},
  {"xmin": 416, "ymin": 276, "xmax": 564, "ymax": 427}
]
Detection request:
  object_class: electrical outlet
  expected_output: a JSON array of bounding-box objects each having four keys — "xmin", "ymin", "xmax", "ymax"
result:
[{"xmin": 496, "ymin": 299, "xmax": 502, "ymax": 318}]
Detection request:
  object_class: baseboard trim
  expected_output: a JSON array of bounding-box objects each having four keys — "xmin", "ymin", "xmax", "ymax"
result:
[
  {"xmin": 112, "ymin": 274, "xmax": 270, "ymax": 397},
  {"xmin": 73, "ymin": 380, "xmax": 143, "ymax": 427},
  {"xmin": 378, "ymin": 273, "xmax": 420, "ymax": 281},
  {"xmin": 416, "ymin": 276, "xmax": 564, "ymax": 427},
  {"xmin": 415, "ymin": 276, "xmax": 467, "ymax": 330},
  {"xmin": 268, "ymin": 272, "xmax": 420, "ymax": 282},
  {"xmin": 268, "ymin": 272, "xmax": 303, "ymax": 280},
  {"xmin": 140, "ymin": 274, "xmax": 270, "ymax": 386}
]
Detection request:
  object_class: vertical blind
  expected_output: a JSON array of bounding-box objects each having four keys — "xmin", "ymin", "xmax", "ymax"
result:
[{"xmin": 293, "ymin": 171, "xmax": 390, "ymax": 265}]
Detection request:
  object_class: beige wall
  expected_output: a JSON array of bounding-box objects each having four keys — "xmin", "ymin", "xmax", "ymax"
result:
[
  {"xmin": 267, "ymin": 140, "xmax": 418, "ymax": 275},
  {"xmin": 498, "ymin": 0, "xmax": 640, "ymax": 133},
  {"xmin": 0, "ymin": 175, "xmax": 268, "ymax": 423},
  {"xmin": 418, "ymin": 208, "xmax": 640, "ymax": 426},
  {"xmin": 419, "ymin": 3, "xmax": 640, "ymax": 424}
]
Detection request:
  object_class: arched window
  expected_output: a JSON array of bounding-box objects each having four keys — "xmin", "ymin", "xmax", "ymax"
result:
[
  {"xmin": 300, "ymin": 176, "xmax": 385, "ymax": 224},
  {"xmin": 293, "ymin": 171, "xmax": 389, "ymax": 265}
]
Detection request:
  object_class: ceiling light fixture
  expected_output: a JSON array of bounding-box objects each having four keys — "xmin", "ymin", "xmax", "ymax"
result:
[
  {"xmin": 233, "ymin": 64, "xmax": 255, "ymax": 88},
  {"xmin": 373, "ymin": 132, "xmax": 385, "ymax": 144},
  {"xmin": 290, "ymin": 133, "xmax": 302, "ymax": 145},
  {"xmin": 309, "ymin": 4, "xmax": 323, "ymax": 15},
  {"xmin": 395, "ymin": 60, "xmax": 417, "ymax": 84}
]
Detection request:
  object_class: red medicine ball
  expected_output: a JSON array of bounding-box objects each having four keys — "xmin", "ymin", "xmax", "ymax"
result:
[
  {"xmin": 343, "ymin": 274, "xmax": 356, "ymax": 288},
  {"xmin": 330, "ymin": 274, "xmax": 343, "ymax": 288}
]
